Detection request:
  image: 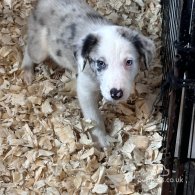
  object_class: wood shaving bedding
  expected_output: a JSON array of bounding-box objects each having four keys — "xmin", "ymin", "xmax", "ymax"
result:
[{"xmin": 0, "ymin": 0, "xmax": 163, "ymax": 194}]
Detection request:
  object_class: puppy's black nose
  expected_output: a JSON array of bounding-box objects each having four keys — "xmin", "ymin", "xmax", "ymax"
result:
[{"xmin": 110, "ymin": 88, "xmax": 123, "ymax": 100}]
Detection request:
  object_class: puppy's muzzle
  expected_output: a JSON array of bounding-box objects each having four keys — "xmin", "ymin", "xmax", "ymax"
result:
[{"xmin": 110, "ymin": 88, "xmax": 123, "ymax": 100}]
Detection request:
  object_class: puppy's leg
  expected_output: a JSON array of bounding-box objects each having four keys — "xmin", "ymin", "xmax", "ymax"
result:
[
  {"xmin": 77, "ymin": 72, "xmax": 108, "ymax": 148},
  {"xmin": 22, "ymin": 15, "xmax": 48, "ymax": 85},
  {"xmin": 22, "ymin": 37, "xmax": 48, "ymax": 85},
  {"xmin": 21, "ymin": 46, "xmax": 35, "ymax": 85},
  {"xmin": 22, "ymin": 31, "xmax": 48, "ymax": 84}
]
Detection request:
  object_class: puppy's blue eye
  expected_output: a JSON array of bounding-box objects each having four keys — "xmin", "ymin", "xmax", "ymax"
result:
[
  {"xmin": 97, "ymin": 60, "xmax": 106, "ymax": 71},
  {"xmin": 126, "ymin": 59, "xmax": 133, "ymax": 66}
]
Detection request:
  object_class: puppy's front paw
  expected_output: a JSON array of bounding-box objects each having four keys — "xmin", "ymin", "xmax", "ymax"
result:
[
  {"xmin": 23, "ymin": 68, "xmax": 34, "ymax": 85},
  {"xmin": 91, "ymin": 128, "xmax": 110, "ymax": 149},
  {"xmin": 100, "ymin": 137, "xmax": 110, "ymax": 149}
]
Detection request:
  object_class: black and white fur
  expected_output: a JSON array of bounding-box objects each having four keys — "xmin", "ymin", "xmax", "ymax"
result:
[{"xmin": 22, "ymin": 0, "xmax": 155, "ymax": 148}]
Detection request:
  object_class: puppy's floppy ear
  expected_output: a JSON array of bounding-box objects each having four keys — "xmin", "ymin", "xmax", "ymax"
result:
[
  {"xmin": 132, "ymin": 34, "xmax": 155, "ymax": 70},
  {"xmin": 118, "ymin": 27, "xmax": 155, "ymax": 70},
  {"xmin": 75, "ymin": 34, "xmax": 99, "ymax": 72},
  {"xmin": 81, "ymin": 34, "xmax": 99, "ymax": 58}
]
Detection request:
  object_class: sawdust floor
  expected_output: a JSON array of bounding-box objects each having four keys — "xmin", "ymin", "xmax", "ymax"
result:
[{"xmin": 0, "ymin": 0, "xmax": 164, "ymax": 194}]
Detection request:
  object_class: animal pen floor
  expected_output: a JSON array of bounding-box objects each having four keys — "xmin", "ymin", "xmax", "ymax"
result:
[{"xmin": 0, "ymin": 0, "xmax": 163, "ymax": 194}]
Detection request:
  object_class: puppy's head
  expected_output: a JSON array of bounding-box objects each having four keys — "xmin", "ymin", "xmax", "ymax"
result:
[{"xmin": 76, "ymin": 26, "xmax": 155, "ymax": 102}]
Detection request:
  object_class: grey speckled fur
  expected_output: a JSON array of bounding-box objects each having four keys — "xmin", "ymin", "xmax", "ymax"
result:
[{"xmin": 23, "ymin": 0, "xmax": 110, "ymax": 73}]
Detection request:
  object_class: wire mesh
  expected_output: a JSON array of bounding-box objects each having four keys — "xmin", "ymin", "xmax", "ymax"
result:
[{"xmin": 160, "ymin": 0, "xmax": 195, "ymax": 194}]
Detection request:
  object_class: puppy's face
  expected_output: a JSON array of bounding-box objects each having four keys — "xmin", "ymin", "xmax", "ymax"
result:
[{"xmin": 77, "ymin": 26, "xmax": 155, "ymax": 102}]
